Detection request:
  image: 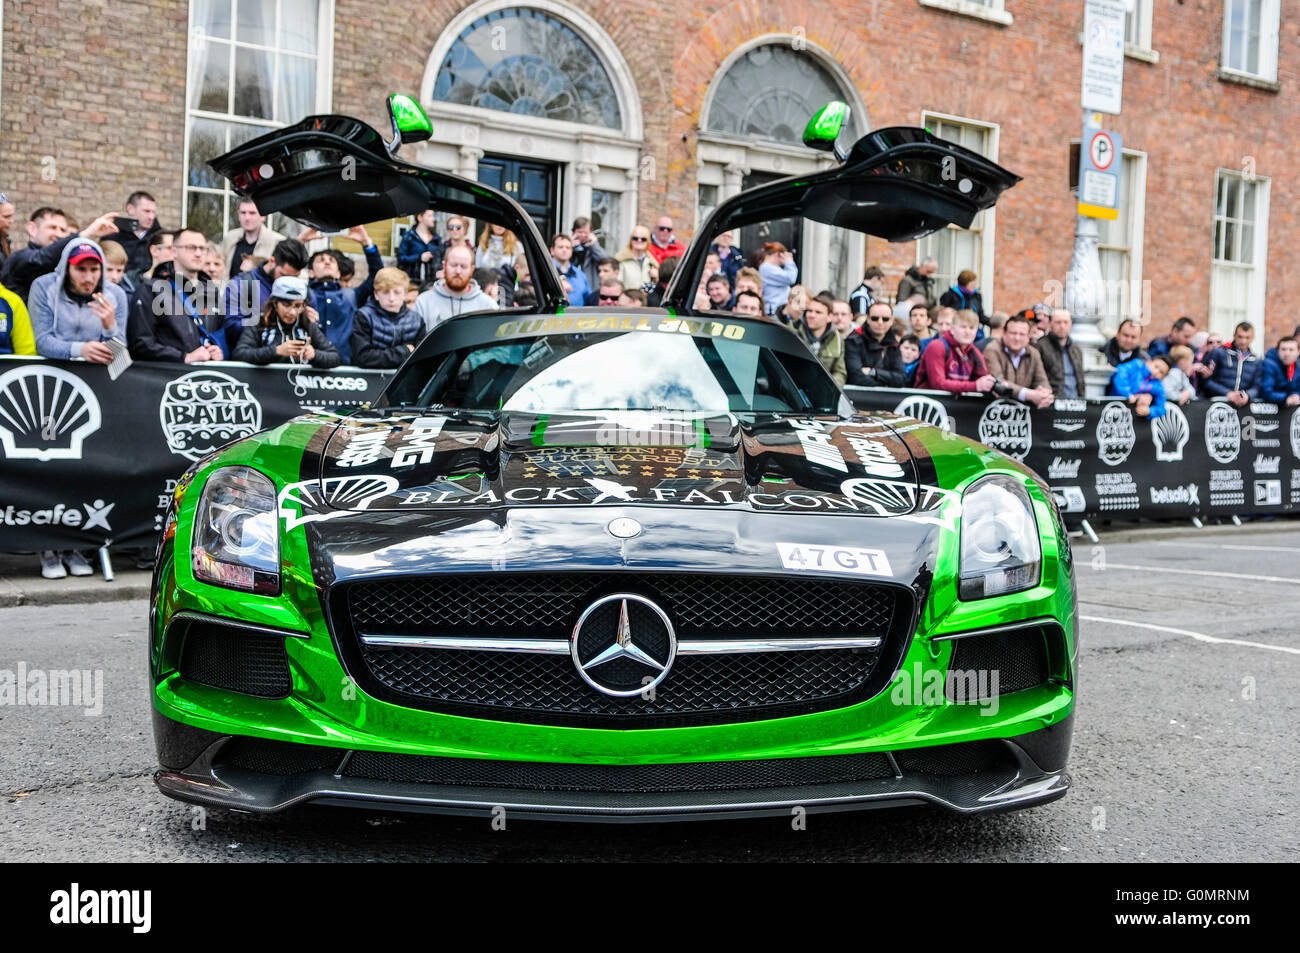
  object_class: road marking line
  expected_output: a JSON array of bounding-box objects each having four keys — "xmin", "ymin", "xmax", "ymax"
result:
[
  {"xmin": 1080, "ymin": 615, "xmax": 1300, "ymax": 656},
  {"xmin": 1151, "ymin": 542, "xmax": 1300, "ymax": 554},
  {"xmin": 1094, "ymin": 562, "xmax": 1300, "ymax": 585}
]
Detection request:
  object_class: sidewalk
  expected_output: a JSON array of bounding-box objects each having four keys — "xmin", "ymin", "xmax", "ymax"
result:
[{"xmin": 0, "ymin": 553, "xmax": 152, "ymax": 608}]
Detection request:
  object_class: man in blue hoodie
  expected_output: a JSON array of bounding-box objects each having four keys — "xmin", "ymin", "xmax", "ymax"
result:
[
  {"xmin": 1202, "ymin": 322, "xmax": 1260, "ymax": 407},
  {"xmin": 303, "ymin": 225, "xmax": 382, "ymax": 365},
  {"xmin": 550, "ymin": 233, "xmax": 589, "ymax": 307}
]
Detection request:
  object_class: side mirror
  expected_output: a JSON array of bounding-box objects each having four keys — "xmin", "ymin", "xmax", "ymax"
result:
[
  {"xmin": 802, "ymin": 101, "xmax": 850, "ymax": 162},
  {"xmin": 385, "ymin": 93, "xmax": 432, "ymax": 155}
]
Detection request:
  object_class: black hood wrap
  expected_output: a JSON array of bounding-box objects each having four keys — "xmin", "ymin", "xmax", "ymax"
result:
[{"xmin": 282, "ymin": 410, "xmax": 950, "ymax": 598}]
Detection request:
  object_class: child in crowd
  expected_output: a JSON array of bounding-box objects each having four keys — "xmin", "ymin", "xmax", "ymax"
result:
[
  {"xmin": 899, "ymin": 334, "xmax": 922, "ymax": 385},
  {"xmin": 351, "ymin": 267, "xmax": 425, "ymax": 369}
]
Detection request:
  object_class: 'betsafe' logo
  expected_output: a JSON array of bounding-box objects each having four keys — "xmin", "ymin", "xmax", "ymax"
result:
[
  {"xmin": 1204, "ymin": 403, "xmax": 1242, "ymax": 464},
  {"xmin": 1096, "ymin": 401, "xmax": 1136, "ymax": 466},
  {"xmin": 977, "ymin": 400, "xmax": 1031, "ymax": 461},
  {"xmin": 160, "ymin": 370, "xmax": 262, "ymax": 461},
  {"xmin": 0, "ymin": 365, "xmax": 102, "ymax": 461}
]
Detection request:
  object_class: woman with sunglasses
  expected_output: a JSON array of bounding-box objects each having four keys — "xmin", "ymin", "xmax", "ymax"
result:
[
  {"xmin": 444, "ymin": 216, "xmax": 473, "ymax": 254},
  {"xmin": 615, "ymin": 226, "xmax": 658, "ymax": 292},
  {"xmin": 233, "ymin": 276, "xmax": 340, "ymax": 368}
]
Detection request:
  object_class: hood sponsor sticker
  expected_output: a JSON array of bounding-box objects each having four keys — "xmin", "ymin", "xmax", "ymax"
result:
[
  {"xmin": 788, "ymin": 419, "xmax": 847, "ymax": 472},
  {"xmin": 278, "ymin": 475, "xmax": 402, "ymax": 529}
]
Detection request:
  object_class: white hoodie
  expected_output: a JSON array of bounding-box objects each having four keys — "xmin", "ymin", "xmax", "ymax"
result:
[{"xmin": 413, "ymin": 279, "xmax": 497, "ymax": 332}]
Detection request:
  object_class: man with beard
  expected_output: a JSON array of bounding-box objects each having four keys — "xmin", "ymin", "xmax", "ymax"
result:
[
  {"xmin": 412, "ymin": 244, "xmax": 497, "ymax": 331},
  {"xmin": 845, "ymin": 301, "xmax": 907, "ymax": 387},
  {"xmin": 1, "ymin": 206, "xmax": 116, "ymax": 301},
  {"xmin": 127, "ymin": 227, "xmax": 223, "ymax": 363},
  {"xmin": 29, "ymin": 239, "xmax": 128, "ymax": 361}
]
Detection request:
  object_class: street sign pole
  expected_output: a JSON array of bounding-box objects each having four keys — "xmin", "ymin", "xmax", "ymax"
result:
[{"xmin": 1067, "ymin": 0, "xmax": 1128, "ymax": 395}]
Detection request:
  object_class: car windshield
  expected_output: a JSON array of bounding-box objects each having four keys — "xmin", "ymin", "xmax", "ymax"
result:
[{"xmin": 381, "ymin": 329, "xmax": 844, "ymax": 413}]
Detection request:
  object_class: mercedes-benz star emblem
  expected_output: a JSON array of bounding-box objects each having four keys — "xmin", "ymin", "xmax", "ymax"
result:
[{"xmin": 570, "ymin": 593, "xmax": 676, "ymax": 698}]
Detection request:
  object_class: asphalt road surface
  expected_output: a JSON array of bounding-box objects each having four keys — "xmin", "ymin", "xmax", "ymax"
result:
[{"xmin": 2, "ymin": 524, "xmax": 1296, "ymax": 862}]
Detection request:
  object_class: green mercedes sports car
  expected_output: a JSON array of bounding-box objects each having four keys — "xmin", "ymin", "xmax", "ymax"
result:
[{"xmin": 150, "ymin": 98, "xmax": 1076, "ymax": 821}]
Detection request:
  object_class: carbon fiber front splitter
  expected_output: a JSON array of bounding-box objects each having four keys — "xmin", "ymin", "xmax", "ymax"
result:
[{"xmin": 154, "ymin": 718, "xmax": 1072, "ymax": 823}]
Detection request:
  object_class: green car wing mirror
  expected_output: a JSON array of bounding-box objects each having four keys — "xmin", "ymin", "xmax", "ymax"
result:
[
  {"xmin": 385, "ymin": 93, "xmax": 432, "ymax": 155},
  {"xmin": 802, "ymin": 101, "xmax": 850, "ymax": 162}
]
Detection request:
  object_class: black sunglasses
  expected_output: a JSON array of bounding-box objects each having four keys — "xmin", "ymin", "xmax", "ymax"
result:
[{"xmin": 599, "ymin": 294, "xmax": 620, "ymax": 302}]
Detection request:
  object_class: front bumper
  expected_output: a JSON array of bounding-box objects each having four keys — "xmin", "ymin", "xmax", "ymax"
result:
[{"xmin": 154, "ymin": 710, "xmax": 1072, "ymax": 822}]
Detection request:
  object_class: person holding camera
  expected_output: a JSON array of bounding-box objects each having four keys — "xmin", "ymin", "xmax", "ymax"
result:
[
  {"xmin": 982, "ymin": 313, "xmax": 1055, "ymax": 408},
  {"xmin": 101, "ymin": 191, "xmax": 162, "ymax": 275},
  {"xmin": 233, "ymin": 276, "xmax": 339, "ymax": 368}
]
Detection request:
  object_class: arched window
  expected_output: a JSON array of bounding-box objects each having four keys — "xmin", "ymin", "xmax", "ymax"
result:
[
  {"xmin": 433, "ymin": 8, "xmax": 623, "ymax": 130},
  {"xmin": 704, "ymin": 44, "xmax": 858, "ymax": 146}
]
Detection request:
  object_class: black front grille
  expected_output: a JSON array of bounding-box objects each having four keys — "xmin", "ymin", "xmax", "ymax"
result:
[
  {"xmin": 178, "ymin": 621, "xmax": 291, "ymax": 699},
  {"xmin": 946, "ymin": 628, "xmax": 1051, "ymax": 699},
  {"xmin": 218, "ymin": 738, "xmax": 342, "ymax": 775},
  {"xmin": 347, "ymin": 573, "xmax": 898, "ymax": 639},
  {"xmin": 332, "ymin": 572, "xmax": 916, "ymax": 728},
  {"xmin": 342, "ymin": 750, "xmax": 897, "ymax": 793},
  {"xmin": 361, "ymin": 645, "xmax": 879, "ymax": 717}
]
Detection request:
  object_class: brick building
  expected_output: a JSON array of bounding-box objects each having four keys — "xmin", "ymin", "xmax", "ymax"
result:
[{"xmin": 1, "ymin": 0, "xmax": 1294, "ymax": 344}]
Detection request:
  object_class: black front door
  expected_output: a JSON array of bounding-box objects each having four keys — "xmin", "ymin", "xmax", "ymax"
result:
[{"xmin": 477, "ymin": 156, "xmax": 560, "ymax": 247}]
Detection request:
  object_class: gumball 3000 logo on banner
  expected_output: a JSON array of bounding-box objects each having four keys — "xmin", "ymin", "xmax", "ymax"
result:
[
  {"xmin": 1096, "ymin": 402, "xmax": 1136, "ymax": 466},
  {"xmin": 159, "ymin": 370, "xmax": 263, "ymax": 461},
  {"xmin": 1204, "ymin": 403, "xmax": 1242, "ymax": 464},
  {"xmin": 977, "ymin": 400, "xmax": 1031, "ymax": 461}
]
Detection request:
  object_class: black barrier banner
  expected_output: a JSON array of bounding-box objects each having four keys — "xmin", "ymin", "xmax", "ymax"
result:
[
  {"xmin": 0, "ymin": 357, "xmax": 392, "ymax": 551},
  {"xmin": 846, "ymin": 386, "xmax": 1300, "ymax": 521}
]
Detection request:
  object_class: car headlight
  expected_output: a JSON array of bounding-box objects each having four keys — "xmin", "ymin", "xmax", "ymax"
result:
[
  {"xmin": 191, "ymin": 466, "xmax": 280, "ymax": 595},
  {"xmin": 958, "ymin": 474, "xmax": 1041, "ymax": 600}
]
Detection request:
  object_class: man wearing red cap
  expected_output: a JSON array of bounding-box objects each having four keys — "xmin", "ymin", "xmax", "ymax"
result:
[{"xmin": 29, "ymin": 238, "xmax": 128, "ymax": 363}]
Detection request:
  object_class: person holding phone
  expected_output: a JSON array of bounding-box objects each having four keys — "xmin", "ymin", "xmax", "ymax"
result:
[
  {"xmin": 29, "ymin": 239, "xmax": 128, "ymax": 363},
  {"xmin": 102, "ymin": 190, "xmax": 162, "ymax": 275},
  {"xmin": 233, "ymin": 276, "xmax": 339, "ymax": 368}
]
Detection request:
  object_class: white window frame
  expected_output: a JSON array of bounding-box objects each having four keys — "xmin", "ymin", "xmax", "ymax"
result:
[
  {"xmin": 1123, "ymin": 0, "xmax": 1159, "ymax": 61},
  {"xmin": 182, "ymin": 0, "xmax": 336, "ymax": 234},
  {"xmin": 1096, "ymin": 150, "xmax": 1147, "ymax": 332},
  {"xmin": 918, "ymin": 111, "xmax": 1000, "ymax": 313},
  {"xmin": 918, "ymin": 0, "xmax": 1012, "ymax": 27},
  {"xmin": 1220, "ymin": 0, "xmax": 1279, "ymax": 84},
  {"xmin": 1209, "ymin": 168, "xmax": 1271, "ymax": 349}
]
